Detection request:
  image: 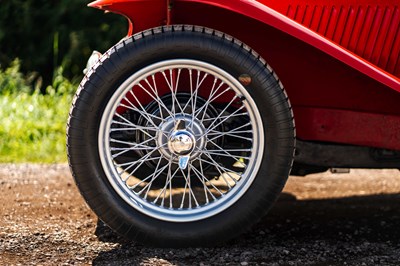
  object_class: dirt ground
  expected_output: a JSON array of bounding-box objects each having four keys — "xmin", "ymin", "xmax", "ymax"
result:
[{"xmin": 1, "ymin": 164, "xmax": 400, "ymax": 265}]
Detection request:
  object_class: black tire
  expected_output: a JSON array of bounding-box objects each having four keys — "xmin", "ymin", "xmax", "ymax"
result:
[{"xmin": 67, "ymin": 25, "xmax": 295, "ymax": 247}]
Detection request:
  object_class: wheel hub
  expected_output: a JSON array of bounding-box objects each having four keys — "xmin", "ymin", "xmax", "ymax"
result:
[
  {"xmin": 157, "ymin": 114, "xmax": 206, "ymax": 163},
  {"xmin": 168, "ymin": 130, "xmax": 195, "ymax": 156}
]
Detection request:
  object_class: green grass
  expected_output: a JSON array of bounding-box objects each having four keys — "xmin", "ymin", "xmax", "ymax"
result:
[{"xmin": 0, "ymin": 60, "xmax": 75, "ymax": 163}]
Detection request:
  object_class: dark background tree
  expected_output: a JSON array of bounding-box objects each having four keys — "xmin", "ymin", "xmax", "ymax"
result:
[{"xmin": 0, "ymin": 0, "xmax": 126, "ymax": 88}]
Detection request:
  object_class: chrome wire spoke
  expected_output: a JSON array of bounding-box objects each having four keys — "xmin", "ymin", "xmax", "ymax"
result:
[
  {"xmin": 125, "ymin": 90, "xmax": 166, "ymax": 135},
  {"xmin": 198, "ymin": 156, "xmax": 239, "ymax": 187},
  {"xmin": 119, "ymin": 143, "xmax": 167, "ymax": 180},
  {"xmin": 161, "ymin": 157, "xmax": 175, "ymax": 208},
  {"xmin": 208, "ymin": 131, "xmax": 253, "ymax": 142},
  {"xmin": 130, "ymin": 157, "xmax": 165, "ymax": 190},
  {"xmin": 179, "ymin": 69, "xmax": 209, "ymax": 129},
  {"xmin": 201, "ymin": 112, "xmax": 248, "ymax": 122},
  {"xmin": 173, "ymin": 69, "xmax": 184, "ymax": 113},
  {"xmin": 114, "ymin": 113, "xmax": 154, "ymax": 139},
  {"xmin": 120, "ymin": 95, "xmax": 164, "ymax": 123},
  {"xmin": 110, "ymin": 127, "xmax": 158, "ymax": 132},
  {"xmin": 111, "ymin": 146, "xmax": 156, "ymax": 151},
  {"xmin": 138, "ymin": 76, "xmax": 175, "ymax": 119},
  {"xmin": 199, "ymin": 141, "xmax": 251, "ymax": 161},
  {"xmin": 198, "ymin": 157, "xmax": 242, "ymax": 178},
  {"xmin": 196, "ymin": 77, "xmax": 219, "ymax": 123},
  {"xmin": 208, "ymin": 122, "xmax": 252, "ymax": 136},
  {"xmin": 199, "ymin": 154, "xmax": 234, "ymax": 189},
  {"xmin": 167, "ymin": 159, "xmax": 174, "ymax": 208},
  {"xmin": 196, "ymin": 159, "xmax": 216, "ymax": 203},
  {"xmin": 111, "ymin": 120, "xmax": 159, "ymax": 131},
  {"xmin": 202, "ymin": 105, "xmax": 246, "ymax": 138},
  {"xmin": 139, "ymin": 163, "xmax": 170, "ymax": 199},
  {"xmin": 179, "ymin": 169, "xmax": 189, "ymax": 209},
  {"xmin": 120, "ymin": 102, "xmax": 164, "ymax": 122},
  {"xmin": 191, "ymin": 72, "xmax": 208, "ymax": 130},
  {"xmin": 183, "ymin": 68, "xmax": 194, "ymax": 112},
  {"xmin": 196, "ymin": 159, "xmax": 211, "ymax": 204},
  {"xmin": 112, "ymin": 147, "xmax": 156, "ymax": 152},
  {"xmin": 199, "ymin": 150, "xmax": 250, "ymax": 161},
  {"xmin": 205, "ymin": 148, "xmax": 252, "ymax": 153},
  {"xmin": 162, "ymin": 69, "xmax": 185, "ymax": 116},
  {"xmin": 193, "ymin": 79, "xmax": 225, "ymax": 117},
  {"xmin": 207, "ymin": 138, "xmax": 252, "ymax": 158},
  {"xmin": 190, "ymin": 163, "xmax": 225, "ymax": 197},
  {"xmin": 153, "ymin": 156, "xmax": 175, "ymax": 207},
  {"xmin": 153, "ymin": 166, "xmax": 180, "ymax": 206},
  {"xmin": 146, "ymin": 75, "xmax": 164, "ymax": 119},
  {"xmin": 196, "ymin": 100, "xmax": 245, "ymax": 142},
  {"xmin": 181, "ymin": 165, "xmax": 200, "ymax": 208},
  {"xmin": 115, "ymin": 156, "xmax": 162, "ymax": 168},
  {"xmin": 196, "ymin": 82, "xmax": 230, "ymax": 123},
  {"xmin": 111, "ymin": 136, "xmax": 157, "ymax": 159},
  {"xmin": 124, "ymin": 91, "xmax": 170, "ymax": 140},
  {"xmin": 136, "ymin": 82, "xmax": 175, "ymax": 118},
  {"xmin": 110, "ymin": 138, "xmax": 154, "ymax": 147},
  {"xmin": 149, "ymin": 75, "xmax": 165, "ymax": 119}
]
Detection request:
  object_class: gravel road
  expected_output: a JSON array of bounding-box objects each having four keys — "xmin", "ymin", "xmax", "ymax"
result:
[{"xmin": 1, "ymin": 164, "xmax": 400, "ymax": 265}]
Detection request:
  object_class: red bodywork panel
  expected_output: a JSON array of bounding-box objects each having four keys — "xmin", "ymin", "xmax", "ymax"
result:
[
  {"xmin": 88, "ymin": 0, "xmax": 168, "ymax": 35},
  {"xmin": 89, "ymin": 0, "xmax": 400, "ymax": 151}
]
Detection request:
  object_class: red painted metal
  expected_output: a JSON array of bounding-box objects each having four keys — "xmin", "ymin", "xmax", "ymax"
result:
[
  {"xmin": 294, "ymin": 107, "xmax": 400, "ymax": 150},
  {"xmin": 281, "ymin": 3, "xmax": 400, "ymax": 78},
  {"xmin": 88, "ymin": 0, "xmax": 400, "ymax": 151},
  {"xmin": 88, "ymin": 0, "xmax": 168, "ymax": 33},
  {"xmin": 176, "ymin": 0, "xmax": 400, "ymax": 91},
  {"xmin": 89, "ymin": 0, "xmax": 400, "ymax": 91}
]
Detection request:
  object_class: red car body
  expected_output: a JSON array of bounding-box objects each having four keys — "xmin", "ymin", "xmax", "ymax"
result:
[{"xmin": 89, "ymin": 0, "xmax": 400, "ymax": 154}]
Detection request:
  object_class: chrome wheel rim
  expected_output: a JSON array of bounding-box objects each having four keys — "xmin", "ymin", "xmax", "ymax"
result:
[{"xmin": 99, "ymin": 59, "xmax": 264, "ymax": 222}]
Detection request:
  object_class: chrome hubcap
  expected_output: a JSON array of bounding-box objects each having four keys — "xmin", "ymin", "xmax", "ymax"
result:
[
  {"xmin": 169, "ymin": 130, "xmax": 194, "ymax": 156},
  {"xmin": 157, "ymin": 115, "xmax": 206, "ymax": 166}
]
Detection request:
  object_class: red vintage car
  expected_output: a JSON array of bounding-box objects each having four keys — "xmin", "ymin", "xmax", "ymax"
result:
[{"xmin": 67, "ymin": 0, "xmax": 400, "ymax": 247}]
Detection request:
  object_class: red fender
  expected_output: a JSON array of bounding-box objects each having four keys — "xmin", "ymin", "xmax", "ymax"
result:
[
  {"xmin": 177, "ymin": 0, "xmax": 400, "ymax": 92},
  {"xmin": 89, "ymin": 0, "xmax": 399, "ymax": 92},
  {"xmin": 88, "ymin": 0, "xmax": 169, "ymax": 36}
]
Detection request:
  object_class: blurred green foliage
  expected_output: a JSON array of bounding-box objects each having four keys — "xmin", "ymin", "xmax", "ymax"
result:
[
  {"xmin": 0, "ymin": 0, "xmax": 126, "ymax": 88},
  {"xmin": 0, "ymin": 59, "xmax": 32, "ymax": 94},
  {"xmin": 0, "ymin": 1, "xmax": 126, "ymax": 162},
  {"xmin": 0, "ymin": 60, "xmax": 75, "ymax": 162}
]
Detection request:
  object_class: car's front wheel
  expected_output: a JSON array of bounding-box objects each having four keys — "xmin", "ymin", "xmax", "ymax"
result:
[{"xmin": 67, "ymin": 25, "xmax": 295, "ymax": 247}]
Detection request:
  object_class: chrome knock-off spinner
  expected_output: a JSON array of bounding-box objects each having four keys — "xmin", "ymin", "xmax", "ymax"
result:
[
  {"xmin": 168, "ymin": 130, "xmax": 195, "ymax": 156},
  {"xmin": 157, "ymin": 115, "xmax": 206, "ymax": 169}
]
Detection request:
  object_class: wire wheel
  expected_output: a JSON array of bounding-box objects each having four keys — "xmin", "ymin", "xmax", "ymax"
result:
[
  {"xmin": 68, "ymin": 26, "xmax": 295, "ymax": 246},
  {"xmin": 99, "ymin": 59, "xmax": 264, "ymax": 222}
]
